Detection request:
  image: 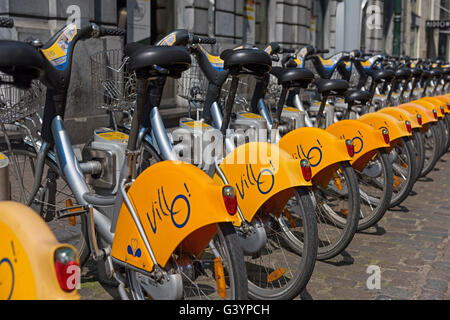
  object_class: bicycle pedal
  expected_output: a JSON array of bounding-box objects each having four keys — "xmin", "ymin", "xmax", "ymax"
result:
[{"xmin": 56, "ymin": 204, "xmax": 88, "ymax": 220}]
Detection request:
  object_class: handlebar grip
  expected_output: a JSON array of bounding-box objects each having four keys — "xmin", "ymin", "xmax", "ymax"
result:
[
  {"xmin": 99, "ymin": 26, "xmax": 126, "ymax": 37},
  {"xmin": 198, "ymin": 37, "xmax": 216, "ymax": 45},
  {"xmin": 192, "ymin": 35, "xmax": 216, "ymax": 45},
  {"xmin": 281, "ymin": 47, "xmax": 295, "ymax": 54},
  {"xmin": 316, "ymin": 49, "xmax": 329, "ymax": 54},
  {"xmin": 0, "ymin": 17, "xmax": 14, "ymax": 28}
]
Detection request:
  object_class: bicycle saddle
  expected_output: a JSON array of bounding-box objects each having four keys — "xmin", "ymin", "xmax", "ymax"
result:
[
  {"xmin": 270, "ymin": 67, "xmax": 315, "ymax": 88},
  {"xmin": 411, "ymin": 68, "xmax": 423, "ymax": 77},
  {"xmin": 395, "ymin": 68, "xmax": 411, "ymax": 80},
  {"xmin": 0, "ymin": 40, "xmax": 44, "ymax": 88},
  {"xmin": 127, "ymin": 46, "xmax": 191, "ymax": 79},
  {"xmin": 430, "ymin": 69, "xmax": 442, "ymax": 78},
  {"xmin": 124, "ymin": 42, "xmax": 146, "ymax": 57},
  {"xmin": 221, "ymin": 48, "xmax": 272, "ymax": 76},
  {"xmin": 421, "ymin": 70, "xmax": 432, "ymax": 79},
  {"xmin": 345, "ymin": 89, "xmax": 371, "ymax": 105},
  {"xmin": 368, "ymin": 69, "xmax": 395, "ymax": 82},
  {"xmin": 315, "ymin": 78, "xmax": 349, "ymax": 96}
]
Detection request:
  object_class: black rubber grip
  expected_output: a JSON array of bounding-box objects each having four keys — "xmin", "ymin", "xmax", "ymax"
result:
[
  {"xmin": 100, "ymin": 27, "xmax": 126, "ymax": 37},
  {"xmin": 0, "ymin": 17, "xmax": 14, "ymax": 28},
  {"xmin": 281, "ymin": 47, "xmax": 295, "ymax": 54},
  {"xmin": 198, "ymin": 37, "xmax": 216, "ymax": 45},
  {"xmin": 316, "ymin": 49, "xmax": 329, "ymax": 54}
]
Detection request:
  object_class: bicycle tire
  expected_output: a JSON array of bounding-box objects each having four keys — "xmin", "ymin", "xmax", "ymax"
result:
[
  {"xmin": 0, "ymin": 141, "xmax": 90, "ymax": 265},
  {"xmin": 279, "ymin": 162, "xmax": 359, "ymax": 261},
  {"xmin": 356, "ymin": 149, "xmax": 393, "ymax": 231},
  {"xmin": 248, "ymin": 187, "xmax": 317, "ymax": 300},
  {"xmin": 389, "ymin": 138, "xmax": 417, "ymax": 208},
  {"xmin": 421, "ymin": 124, "xmax": 441, "ymax": 177},
  {"xmin": 127, "ymin": 222, "xmax": 248, "ymax": 300}
]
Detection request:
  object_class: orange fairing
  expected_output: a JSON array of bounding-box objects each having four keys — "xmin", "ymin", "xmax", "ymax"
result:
[
  {"xmin": 111, "ymin": 161, "xmax": 240, "ymax": 273},
  {"xmin": 412, "ymin": 99, "xmax": 445, "ymax": 119},
  {"xmin": 358, "ymin": 112, "xmax": 412, "ymax": 143},
  {"xmin": 432, "ymin": 95, "xmax": 450, "ymax": 114},
  {"xmin": 214, "ymin": 142, "xmax": 312, "ymax": 223},
  {"xmin": 398, "ymin": 103, "xmax": 437, "ymax": 125},
  {"xmin": 0, "ymin": 201, "xmax": 80, "ymax": 300},
  {"xmin": 326, "ymin": 120, "xmax": 390, "ymax": 171},
  {"xmin": 278, "ymin": 127, "xmax": 351, "ymax": 186},
  {"xmin": 378, "ymin": 107, "xmax": 421, "ymax": 129}
]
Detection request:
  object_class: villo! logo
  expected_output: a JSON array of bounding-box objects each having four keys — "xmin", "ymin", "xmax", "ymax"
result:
[
  {"xmin": 147, "ymin": 184, "xmax": 191, "ymax": 234},
  {"xmin": 235, "ymin": 161, "xmax": 276, "ymax": 200}
]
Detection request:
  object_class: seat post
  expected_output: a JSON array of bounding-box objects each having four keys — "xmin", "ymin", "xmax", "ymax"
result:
[
  {"xmin": 220, "ymin": 76, "xmax": 240, "ymax": 135},
  {"xmin": 344, "ymin": 102, "xmax": 354, "ymax": 120},
  {"xmin": 317, "ymin": 95, "xmax": 329, "ymax": 129},
  {"xmin": 273, "ymin": 86, "xmax": 289, "ymax": 130}
]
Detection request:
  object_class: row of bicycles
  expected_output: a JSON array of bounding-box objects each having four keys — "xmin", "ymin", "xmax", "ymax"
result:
[{"xmin": 1, "ymin": 17, "xmax": 449, "ymax": 300}]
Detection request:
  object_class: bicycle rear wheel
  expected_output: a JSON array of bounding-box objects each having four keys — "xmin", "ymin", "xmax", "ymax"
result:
[
  {"xmin": 247, "ymin": 187, "xmax": 318, "ymax": 300},
  {"xmin": 127, "ymin": 222, "xmax": 247, "ymax": 300},
  {"xmin": 0, "ymin": 140, "xmax": 90, "ymax": 265},
  {"xmin": 421, "ymin": 124, "xmax": 440, "ymax": 177},
  {"xmin": 389, "ymin": 138, "xmax": 417, "ymax": 208},
  {"xmin": 356, "ymin": 149, "xmax": 393, "ymax": 231}
]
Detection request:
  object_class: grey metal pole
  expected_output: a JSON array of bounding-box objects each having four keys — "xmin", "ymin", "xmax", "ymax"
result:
[
  {"xmin": 0, "ymin": 152, "xmax": 10, "ymax": 201},
  {"xmin": 344, "ymin": 0, "xmax": 363, "ymax": 51}
]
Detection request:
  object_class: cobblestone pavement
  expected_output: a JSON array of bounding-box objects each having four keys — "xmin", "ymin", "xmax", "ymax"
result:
[{"xmin": 79, "ymin": 153, "xmax": 450, "ymax": 300}]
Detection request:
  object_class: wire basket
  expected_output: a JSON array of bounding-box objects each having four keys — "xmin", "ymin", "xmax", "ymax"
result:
[
  {"xmin": 176, "ymin": 59, "xmax": 209, "ymax": 103},
  {"xmin": 90, "ymin": 49, "xmax": 136, "ymax": 112},
  {"xmin": 0, "ymin": 74, "xmax": 44, "ymax": 124}
]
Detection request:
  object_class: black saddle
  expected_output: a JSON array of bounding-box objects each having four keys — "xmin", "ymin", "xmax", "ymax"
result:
[
  {"xmin": 395, "ymin": 68, "xmax": 411, "ymax": 80},
  {"xmin": 127, "ymin": 46, "xmax": 191, "ymax": 79},
  {"xmin": 124, "ymin": 42, "xmax": 146, "ymax": 57},
  {"xmin": 368, "ymin": 69, "xmax": 395, "ymax": 82},
  {"xmin": 345, "ymin": 89, "xmax": 371, "ymax": 105},
  {"xmin": 0, "ymin": 40, "xmax": 44, "ymax": 88},
  {"xmin": 430, "ymin": 69, "xmax": 442, "ymax": 78},
  {"xmin": 411, "ymin": 68, "xmax": 422, "ymax": 77},
  {"xmin": 270, "ymin": 67, "xmax": 314, "ymax": 88},
  {"xmin": 221, "ymin": 48, "xmax": 271, "ymax": 77},
  {"xmin": 315, "ymin": 79, "xmax": 349, "ymax": 96},
  {"xmin": 421, "ymin": 70, "xmax": 432, "ymax": 79}
]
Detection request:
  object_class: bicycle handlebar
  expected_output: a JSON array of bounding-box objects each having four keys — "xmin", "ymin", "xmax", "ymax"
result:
[
  {"xmin": 0, "ymin": 16, "xmax": 14, "ymax": 28},
  {"xmin": 99, "ymin": 26, "xmax": 126, "ymax": 37},
  {"xmin": 192, "ymin": 35, "xmax": 216, "ymax": 45}
]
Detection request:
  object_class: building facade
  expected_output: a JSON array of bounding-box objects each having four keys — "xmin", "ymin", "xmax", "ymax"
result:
[{"xmin": 1, "ymin": 0, "xmax": 449, "ymax": 141}]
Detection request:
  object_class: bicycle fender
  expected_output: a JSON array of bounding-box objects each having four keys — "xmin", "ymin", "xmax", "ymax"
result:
[
  {"xmin": 326, "ymin": 120, "xmax": 389, "ymax": 171},
  {"xmin": 378, "ymin": 107, "xmax": 421, "ymax": 129},
  {"xmin": 432, "ymin": 96, "xmax": 450, "ymax": 114},
  {"xmin": 412, "ymin": 99, "xmax": 445, "ymax": 119},
  {"xmin": 358, "ymin": 112, "xmax": 412, "ymax": 142},
  {"xmin": 111, "ymin": 161, "xmax": 240, "ymax": 273},
  {"xmin": 278, "ymin": 127, "xmax": 351, "ymax": 187},
  {"xmin": 0, "ymin": 201, "xmax": 80, "ymax": 300},
  {"xmin": 214, "ymin": 142, "xmax": 312, "ymax": 223},
  {"xmin": 398, "ymin": 103, "xmax": 437, "ymax": 125}
]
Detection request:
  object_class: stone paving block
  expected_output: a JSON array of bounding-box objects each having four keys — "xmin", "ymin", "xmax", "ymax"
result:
[{"xmin": 423, "ymin": 279, "xmax": 448, "ymax": 293}]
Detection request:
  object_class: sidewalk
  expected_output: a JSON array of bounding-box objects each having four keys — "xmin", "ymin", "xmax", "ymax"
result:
[{"xmin": 79, "ymin": 153, "xmax": 450, "ymax": 300}]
